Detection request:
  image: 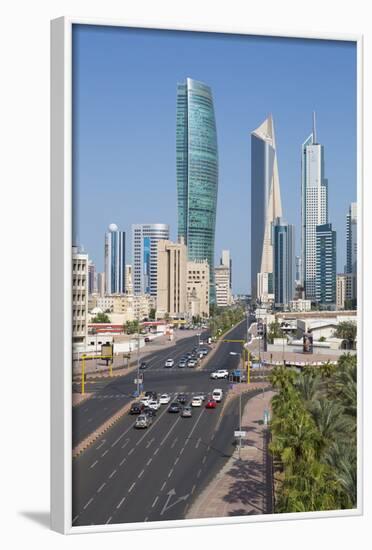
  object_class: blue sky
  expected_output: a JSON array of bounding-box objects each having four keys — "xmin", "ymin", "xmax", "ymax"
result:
[{"xmin": 72, "ymin": 25, "xmax": 357, "ymax": 294}]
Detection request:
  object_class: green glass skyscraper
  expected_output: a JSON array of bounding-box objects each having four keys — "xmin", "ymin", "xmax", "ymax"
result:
[{"xmin": 176, "ymin": 78, "xmax": 218, "ymax": 304}]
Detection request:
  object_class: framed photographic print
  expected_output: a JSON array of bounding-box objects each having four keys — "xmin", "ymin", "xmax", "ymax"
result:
[{"xmin": 51, "ymin": 17, "xmax": 363, "ymax": 534}]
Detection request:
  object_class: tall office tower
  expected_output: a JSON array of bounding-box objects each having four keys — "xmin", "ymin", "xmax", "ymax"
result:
[
  {"xmin": 301, "ymin": 113, "xmax": 328, "ymax": 301},
  {"xmin": 156, "ymin": 239, "xmax": 187, "ymax": 318},
  {"xmin": 295, "ymin": 256, "xmax": 302, "ymax": 286},
  {"xmin": 72, "ymin": 246, "xmax": 88, "ymax": 349},
  {"xmin": 176, "ymin": 77, "xmax": 218, "ymax": 304},
  {"xmin": 251, "ymin": 115, "xmax": 283, "ymax": 302},
  {"xmin": 132, "ymin": 224, "xmax": 170, "ymax": 297},
  {"xmin": 97, "ymin": 272, "xmax": 105, "ymax": 297},
  {"xmin": 125, "ymin": 264, "xmax": 133, "ymax": 295},
  {"xmin": 88, "ymin": 260, "xmax": 97, "ymax": 295},
  {"xmin": 272, "ymin": 218, "xmax": 295, "ymax": 308},
  {"xmin": 316, "ymin": 223, "xmax": 336, "ymax": 305},
  {"xmin": 346, "ymin": 202, "xmax": 357, "ymax": 274},
  {"xmin": 104, "ymin": 224, "xmax": 125, "ymax": 295},
  {"xmin": 221, "ymin": 249, "xmax": 232, "ymax": 291}
]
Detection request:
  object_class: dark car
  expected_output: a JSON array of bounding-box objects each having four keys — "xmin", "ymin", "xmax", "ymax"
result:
[
  {"xmin": 130, "ymin": 402, "xmax": 144, "ymax": 415},
  {"xmin": 177, "ymin": 393, "xmax": 187, "ymax": 404},
  {"xmin": 142, "ymin": 406, "xmax": 156, "ymax": 417},
  {"xmin": 168, "ymin": 402, "xmax": 181, "ymax": 413},
  {"xmin": 139, "ymin": 362, "xmax": 148, "ymax": 370},
  {"xmin": 144, "ymin": 391, "xmax": 157, "ymax": 400},
  {"xmin": 144, "ymin": 337, "xmax": 151, "ymax": 343}
]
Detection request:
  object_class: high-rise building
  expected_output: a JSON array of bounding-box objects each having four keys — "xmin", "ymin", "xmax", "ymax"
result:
[
  {"xmin": 97, "ymin": 272, "xmax": 105, "ymax": 297},
  {"xmin": 251, "ymin": 115, "xmax": 283, "ymax": 302},
  {"xmin": 301, "ymin": 113, "xmax": 328, "ymax": 301},
  {"xmin": 72, "ymin": 246, "xmax": 88, "ymax": 349},
  {"xmin": 272, "ymin": 218, "xmax": 295, "ymax": 308},
  {"xmin": 104, "ymin": 224, "xmax": 125, "ymax": 295},
  {"xmin": 346, "ymin": 202, "xmax": 357, "ymax": 275},
  {"xmin": 132, "ymin": 224, "xmax": 170, "ymax": 297},
  {"xmin": 156, "ymin": 239, "xmax": 187, "ymax": 318},
  {"xmin": 221, "ymin": 249, "xmax": 232, "ymax": 291},
  {"xmin": 186, "ymin": 260, "xmax": 210, "ymax": 318},
  {"xmin": 295, "ymin": 256, "xmax": 302, "ymax": 286},
  {"xmin": 316, "ymin": 223, "xmax": 336, "ymax": 305},
  {"xmin": 214, "ymin": 265, "xmax": 232, "ymax": 307},
  {"xmin": 176, "ymin": 77, "xmax": 218, "ymax": 304},
  {"xmin": 125, "ymin": 264, "xmax": 133, "ymax": 295},
  {"xmin": 88, "ymin": 260, "xmax": 97, "ymax": 295}
]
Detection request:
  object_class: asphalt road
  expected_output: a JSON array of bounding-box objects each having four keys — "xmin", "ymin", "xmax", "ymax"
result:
[{"xmin": 72, "ymin": 321, "xmax": 257, "ymax": 526}]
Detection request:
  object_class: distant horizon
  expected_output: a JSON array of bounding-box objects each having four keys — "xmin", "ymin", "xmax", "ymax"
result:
[{"xmin": 73, "ymin": 25, "xmax": 357, "ymax": 294}]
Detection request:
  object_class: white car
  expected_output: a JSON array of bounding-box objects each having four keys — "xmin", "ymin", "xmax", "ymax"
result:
[
  {"xmin": 164, "ymin": 359, "xmax": 174, "ymax": 368},
  {"xmin": 148, "ymin": 399, "xmax": 160, "ymax": 410},
  {"xmin": 212, "ymin": 389, "xmax": 223, "ymax": 402},
  {"xmin": 159, "ymin": 393, "xmax": 171, "ymax": 405},
  {"xmin": 191, "ymin": 396, "xmax": 202, "ymax": 407},
  {"xmin": 140, "ymin": 396, "xmax": 151, "ymax": 406},
  {"xmin": 210, "ymin": 369, "xmax": 229, "ymax": 379},
  {"xmin": 187, "ymin": 359, "xmax": 197, "ymax": 368},
  {"xmin": 194, "ymin": 393, "xmax": 206, "ymax": 402}
]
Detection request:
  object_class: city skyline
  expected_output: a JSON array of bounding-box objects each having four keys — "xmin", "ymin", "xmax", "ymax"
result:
[{"xmin": 72, "ymin": 25, "xmax": 356, "ymax": 293}]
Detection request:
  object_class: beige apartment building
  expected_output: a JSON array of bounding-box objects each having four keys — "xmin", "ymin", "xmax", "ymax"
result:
[
  {"xmin": 336, "ymin": 273, "xmax": 356, "ymax": 310},
  {"xmin": 186, "ymin": 260, "xmax": 210, "ymax": 318},
  {"xmin": 214, "ymin": 265, "xmax": 232, "ymax": 307},
  {"xmin": 156, "ymin": 239, "xmax": 187, "ymax": 318},
  {"xmin": 72, "ymin": 246, "xmax": 88, "ymax": 350},
  {"xmin": 96, "ymin": 293, "xmax": 153, "ymax": 321}
]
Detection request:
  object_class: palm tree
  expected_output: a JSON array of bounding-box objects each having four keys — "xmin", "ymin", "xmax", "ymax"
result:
[
  {"xmin": 269, "ymin": 365, "xmax": 297, "ymax": 391},
  {"xmin": 295, "ymin": 371, "xmax": 321, "ymax": 404}
]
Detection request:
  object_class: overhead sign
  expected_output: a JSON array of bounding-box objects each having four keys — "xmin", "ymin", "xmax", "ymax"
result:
[{"xmin": 234, "ymin": 430, "xmax": 246, "ymax": 437}]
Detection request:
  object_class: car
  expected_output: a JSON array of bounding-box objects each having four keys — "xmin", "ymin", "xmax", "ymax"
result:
[
  {"xmin": 205, "ymin": 399, "xmax": 217, "ymax": 409},
  {"xmin": 191, "ymin": 396, "xmax": 202, "ymax": 407},
  {"xmin": 177, "ymin": 393, "xmax": 187, "ymax": 404},
  {"xmin": 181, "ymin": 406, "xmax": 192, "ymax": 418},
  {"xmin": 139, "ymin": 362, "xmax": 148, "ymax": 370},
  {"xmin": 144, "ymin": 337, "xmax": 151, "ymax": 343},
  {"xmin": 159, "ymin": 393, "xmax": 171, "ymax": 404},
  {"xmin": 200, "ymin": 348, "xmax": 209, "ymax": 356},
  {"xmin": 212, "ymin": 389, "xmax": 223, "ymax": 402},
  {"xmin": 148, "ymin": 399, "xmax": 160, "ymax": 410},
  {"xmin": 186, "ymin": 352, "xmax": 192, "ymax": 359},
  {"xmin": 168, "ymin": 402, "xmax": 181, "ymax": 413},
  {"xmin": 134, "ymin": 414, "xmax": 152, "ymax": 428},
  {"xmin": 164, "ymin": 359, "xmax": 174, "ymax": 368},
  {"xmin": 194, "ymin": 393, "xmax": 206, "ymax": 402},
  {"xmin": 210, "ymin": 369, "xmax": 229, "ymax": 380},
  {"xmin": 142, "ymin": 406, "xmax": 156, "ymax": 417},
  {"xmin": 197, "ymin": 351, "xmax": 204, "ymax": 359},
  {"xmin": 129, "ymin": 402, "xmax": 144, "ymax": 414},
  {"xmin": 178, "ymin": 360, "xmax": 187, "ymax": 368},
  {"xmin": 187, "ymin": 359, "xmax": 197, "ymax": 368},
  {"xmin": 140, "ymin": 396, "xmax": 152, "ymax": 406},
  {"xmin": 144, "ymin": 390, "xmax": 157, "ymax": 399}
]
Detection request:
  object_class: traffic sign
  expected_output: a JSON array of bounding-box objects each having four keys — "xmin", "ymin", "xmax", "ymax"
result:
[{"xmin": 234, "ymin": 430, "xmax": 246, "ymax": 437}]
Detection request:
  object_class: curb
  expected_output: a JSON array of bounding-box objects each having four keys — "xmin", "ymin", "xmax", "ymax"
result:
[{"xmin": 72, "ymin": 399, "xmax": 136, "ymax": 459}]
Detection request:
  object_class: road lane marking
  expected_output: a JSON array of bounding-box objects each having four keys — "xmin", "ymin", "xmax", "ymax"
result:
[
  {"xmin": 160, "ymin": 417, "xmax": 180, "ymax": 446},
  {"xmin": 112, "ymin": 432, "xmax": 129, "ymax": 447},
  {"xmin": 195, "ymin": 437, "xmax": 201, "ymax": 449},
  {"xmin": 90, "ymin": 460, "xmax": 98, "ymax": 469},
  {"xmin": 170, "ymin": 437, "xmax": 178, "ymax": 449},
  {"xmin": 106, "ymin": 516, "xmax": 112, "ymax": 524},
  {"xmin": 109, "ymin": 469, "xmax": 117, "ymax": 479},
  {"xmin": 145, "ymin": 437, "xmax": 155, "ymax": 449},
  {"xmin": 128, "ymin": 448, "xmax": 135, "ymax": 456},
  {"xmin": 134, "ymin": 403, "xmax": 170, "ymax": 447},
  {"xmin": 144, "ymin": 516, "xmax": 149, "ymax": 522},
  {"xmin": 146, "ymin": 458, "xmax": 153, "ymax": 466},
  {"xmin": 72, "ymin": 515, "xmax": 79, "ymax": 524},
  {"xmin": 179, "ymin": 447, "xmax": 185, "ymax": 455},
  {"xmin": 174, "ymin": 457, "xmax": 179, "ymax": 465},
  {"xmin": 101, "ymin": 449, "xmax": 109, "ymax": 457},
  {"xmin": 185, "ymin": 408, "xmax": 205, "ymax": 445},
  {"xmin": 154, "ymin": 447, "xmax": 160, "ymax": 455},
  {"xmin": 83, "ymin": 497, "xmax": 93, "ymax": 510},
  {"xmin": 152, "ymin": 496, "xmax": 159, "ymax": 508},
  {"xmin": 202, "ymin": 455, "xmax": 206, "ymax": 464},
  {"xmin": 138, "ymin": 469, "xmax": 145, "ymax": 479},
  {"xmin": 191, "ymin": 484, "xmax": 196, "ymax": 494},
  {"xmin": 168, "ymin": 468, "xmax": 174, "ymax": 478},
  {"xmin": 97, "ymin": 483, "xmax": 106, "ymax": 493},
  {"xmin": 197, "ymin": 469, "xmax": 202, "ymax": 478},
  {"xmin": 160, "ymin": 481, "xmax": 167, "ymax": 491},
  {"xmin": 121, "ymin": 439, "xmax": 130, "ymax": 449},
  {"xmin": 120, "ymin": 457, "xmax": 126, "ymax": 466},
  {"xmin": 128, "ymin": 482, "xmax": 136, "ymax": 493},
  {"xmin": 116, "ymin": 496, "xmax": 126, "ymax": 509},
  {"xmin": 96, "ymin": 440, "xmax": 106, "ymax": 450}
]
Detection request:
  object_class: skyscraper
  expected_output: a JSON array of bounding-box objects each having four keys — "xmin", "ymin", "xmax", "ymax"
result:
[
  {"xmin": 251, "ymin": 115, "xmax": 283, "ymax": 302},
  {"xmin": 221, "ymin": 249, "xmax": 232, "ymax": 291},
  {"xmin": 176, "ymin": 77, "xmax": 218, "ymax": 304},
  {"xmin": 104, "ymin": 224, "xmax": 125, "ymax": 295},
  {"xmin": 301, "ymin": 113, "xmax": 328, "ymax": 301},
  {"xmin": 295, "ymin": 256, "xmax": 302, "ymax": 286},
  {"xmin": 272, "ymin": 218, "xmax": 295, "ymax": 308},
  {"xmin": 316, "ymin": 223, "xmax": 336, "ymax": 305},
  {"xmin": 88, "ymin": 260, "xmax": 97, "ymax": 295},
  {"xmin": 132, "ymin": 224, "xmax": 170, "ymax": 297},
  {"xmin": 346, "ymin": 202, "xmax": 357, "ymax": 275}
]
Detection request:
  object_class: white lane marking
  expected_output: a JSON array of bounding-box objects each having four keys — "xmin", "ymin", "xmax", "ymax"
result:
[
  {"xmin": 197, "ymin": 469, "xmax": 202, "ymax": 478},
  {"xmin": 174, "ymin": 457, "xmax": 179, "ymax": 465},
  {"xmin": 106, "ymin": 516, "xmax": 112, "ymax": 524},
  {"xmin": 168, "ymin": 468, "xmax": 174, "ymax": 478},
  {"xmin": 109, "ymin": 469, "xmax": 117, "ymax": 479},
  {"xmin": 170, "ymin": 437, "xmax": 178, "ymax": 449},
  {"xmin": 138, "ymin": 469, "xmax": 145, "ymax": 479},
  {"xmin": 160, "ymin": 417, "xmax": 181, "ymax": 446},
  {"xmin": 101, "ymin": 449, "xmax": 109, "ymax": 457},
  {"xmin": 185, "ymin": 408, "xmax": 206, "ymax": 447},
  {"xmin": 97, "ymin": 482, "xmax": 106, "ymax": 493},
  {"xmin": 128, "ymin": 482, "xmax": 136, "ymax": 493},
  {"xmin": 72, "ymin": 515, "xmax": 79, "ymax": 524},
  {"xmin": 112, "ymin": 431, "xmax": 129, "ymax": 448},
  {"xmin": 135, "ymin": 403, "xmax": 170, "ymax": 446},
  {"xmin": 121, "ymin": 439, "xmax": 130, "ymax": 449},
  {"xmin": 202, "ymin": 455, "xmax": 207, "ymax": 464},
  {"xmin": 154, "ymin": 447, "xmax": 160, "ymax": 455},
  {"xmin": 83, "ymin": 497, "xmax": 93, "ymax": 510},
  {"xmin": 144, "ymin": 516, "xmax": 149, "ymax": 522},
  {"xmin": 145, "ymin": 437, "xmax": 155, "ymax": 449},
  {"xmin": 116, "ymin": 496, "xmax": 126, "ymax": 509},
  {"xmin": 146, "ymin": 458, "xmax": 153, "ymax": 466},
  {"xmin": 120, "ymin": 457, "xmax": 126, "ymax": 466},
  {"xmin": 179, "ymin": 447, "xmax": 185, "ymax": 455},
  {"xmin": 90, "ymin": 460, "xmax": 98, "ymax": 469},
  {"xmin": 195, "ymin": 437, "xmax": 201, "ymax": 449},
  {"xmin": 191, "ymin": 484, "xmax": 196, "ymax": 494},
  {"xmin": 160, "ymin": 481, "xmax": 167, "ymax": 491},
  {"xmin": 128, "ymin": 448, "xmax": 135, "ymax": 456},
  {"xmin": 152, "ymin": 496, "xmax": 159, "ymax": 508},
  {"xmin": 96, "ymin": 440, "xmax": 105, "ymax": 450}
]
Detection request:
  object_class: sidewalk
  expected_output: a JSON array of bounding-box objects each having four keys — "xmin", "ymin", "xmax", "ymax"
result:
[{"xmin": 187, "ymin": 389, "xmax": 275, "ymax": 519}]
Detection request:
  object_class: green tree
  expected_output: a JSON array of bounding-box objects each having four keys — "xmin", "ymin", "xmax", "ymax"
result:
[
  {"xmin": 267, "ymin": 321, "xmax": 283, "ymax": 344},
  {"xmin": 149, "ymin": 308, "xmax": 156, "ymax": 320},
  {"xmin": 91, "ymin": 312, "xmax": 111, "ymax": 323},
  {"xmin": 334, "ymin": 321, "xmax": 357, "ymax": 349}
]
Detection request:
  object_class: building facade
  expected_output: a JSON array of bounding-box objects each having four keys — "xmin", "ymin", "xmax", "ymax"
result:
[
  {"xmin": 132, "ymin": 223, "xmax": 170, "ymax": 297},
  {"xmin": 97, "ymin": 272, "xmax": 105, "ymax": 298},
  {"xmin": 176, "ymin": 77, "xmax": 218, "ymax": 303},
  {"xmin": 251, "ymin": 115, "xmax": 283, "ymax": 302},
  {"xmin": 214, "ymin": 265, "xmax": 232, "ymax": 307},
  {"xmin": 72, "ymin": 246, "xmax": 88, "ymax": 349},
  {"xmin": 295, "ymin": 256, "xmax": 302, "ymax": 286},
  {"xmin": 96, "ymin": 293, "xmax": 153, "ymax": 322},
  {"xmin": 346, "ymin": 202, "xmax": 357, "ymax": 275},
  {"xmin": 186, "ymin": 260, "xmax": 210, "ymax": 318},
  {"xmin": 125, "ymin": 264, "xmax": 133, "ymax": 295},
  {"xmin": 301, "ymin": 114, "xmax": 328, "ymax": 301},
  {"xmin": 88, "ymin": 260, "xmax": 97, "ymax": 295},
  {"xmin": 336, "ymin": 273, "xmax": 356, "ymax": 310},
  {"xmin": 272, "ymin": 218, "xmax": 295, "ymax": 308},
  {"xmin": 221, "ymin": 249, "xmax": 232, "ymax": 290},
  {"xmin": 156, "ymin": 239, "xmax": 187, "ymax": 318},
  {"xmin": 288, "ymin": 299, "xmax": 312, "ymax": 312},
  {"xmin": 104, "ymin": 223, "xmax": 125, "ymax": 295},
  {"xmin": 316, "ymin": 223, "xmax": 336, "ymax": 305}
]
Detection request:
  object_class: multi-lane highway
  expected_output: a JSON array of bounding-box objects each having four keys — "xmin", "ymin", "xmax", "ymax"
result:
[{"xmin": 72, "ymin": 321, "xmax": 256, "ymax": 526}]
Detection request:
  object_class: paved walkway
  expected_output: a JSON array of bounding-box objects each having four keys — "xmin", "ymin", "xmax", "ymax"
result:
[{"xmin": 187, "ymin": 389, "xmax": 275, "ymax": 519}]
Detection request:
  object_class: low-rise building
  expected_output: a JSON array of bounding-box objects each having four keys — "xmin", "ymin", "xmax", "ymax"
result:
[
  {"xmin": 72, "ymin": 246, "xmax": 88, "ymax": 350},
  {"xmin": 96, "ymin": 293, "xmax": 153, "ymax": 321},
  {"xmin": 288, "ymin": 299, "xmax": 311, "ymax": 312},
  {"xmin": 336, "ymin": 273, "xmax": 356, "ymax": 310},
  {"xmin": 186, "ymin": 260, "xmax": 209, "ymax": 318}
]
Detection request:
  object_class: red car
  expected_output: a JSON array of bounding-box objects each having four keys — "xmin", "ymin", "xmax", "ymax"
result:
[{"xmin": 205, "ymin": 399, "xmax": 217, "ymax": 409}]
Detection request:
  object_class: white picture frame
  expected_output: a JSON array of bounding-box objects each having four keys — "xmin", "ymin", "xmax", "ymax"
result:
[{"xmin": 51, "ymin": 16, "xmax": 363, "ymax": 534}]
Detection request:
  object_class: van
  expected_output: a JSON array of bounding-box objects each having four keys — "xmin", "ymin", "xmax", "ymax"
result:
[{"xmin": 212, "ymin": 389, "xmax": 223, "ymax": 402}]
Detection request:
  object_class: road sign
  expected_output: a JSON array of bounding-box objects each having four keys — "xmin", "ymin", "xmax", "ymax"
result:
[{"xmin": 234, "ymin": 430, "xmax": 246, "ymax": 437}]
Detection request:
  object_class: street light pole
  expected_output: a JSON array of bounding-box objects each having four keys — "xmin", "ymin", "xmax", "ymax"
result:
[{"xmin": 136, "ymin": 312, "xmax": 140, "ymax": 396}]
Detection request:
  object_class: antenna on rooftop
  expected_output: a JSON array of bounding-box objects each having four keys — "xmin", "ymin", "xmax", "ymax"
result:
[{"xmin": 312, "ymin": 111, "xmax": 317, "ymax": 144}]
